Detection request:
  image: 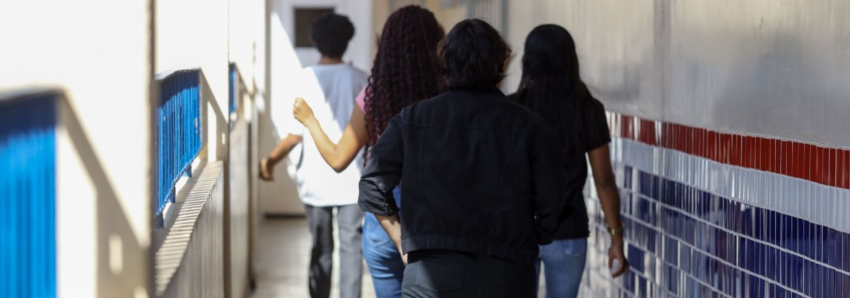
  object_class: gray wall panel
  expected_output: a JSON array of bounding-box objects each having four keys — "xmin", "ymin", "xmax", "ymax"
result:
[
  {"xmin": 668, "ymin": 0, "xmax": 850, "ymax": 147},
  {"xmin": 506, "ymin": 0, "xmax": 850, "ymax": 147}
]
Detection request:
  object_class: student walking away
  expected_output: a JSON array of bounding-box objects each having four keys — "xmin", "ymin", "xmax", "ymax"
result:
[
  {"xmin": 291, "ymin": 6, "xmax": 445, "ymax": 298},
  {"xmin": 511, "ymin": 24, "xmax": 630, "ymax": 298},
  {"xmin": 358, "ymin": 19, "xmax": 587, "ymax": 298},
  {"xmin": 259, "ymin": 12, "xmax": 367, "ymax": 298}
]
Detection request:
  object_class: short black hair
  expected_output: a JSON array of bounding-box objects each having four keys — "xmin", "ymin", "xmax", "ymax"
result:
[
  {"xmin": 311, "ymin": 12, "xmax": 355, "ymax": 58},
  {"xmin": 438, "ymin": 19, "xmax": 511, "ymax": 89}
]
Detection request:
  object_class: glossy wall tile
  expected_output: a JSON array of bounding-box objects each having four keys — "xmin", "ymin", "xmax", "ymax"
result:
[{"xmin": 579, "ymin": 113, "xmax": 850, "ymax": 298}]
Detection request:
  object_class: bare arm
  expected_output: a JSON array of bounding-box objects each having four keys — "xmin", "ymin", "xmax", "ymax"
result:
[
  {"xmin": 293, "ymin": 97, "xmax": 368, "ymax": 173},
  {"xmin": 375, "ymin": 214, "xmax": 406, "ymax": 265},
  {"xmin": 588, "ymin": 144, "xmax": 629, "ymax": 277},
  {"xmin": 259, "ymin": 133, "xmax": 302, "ymax": 180}
]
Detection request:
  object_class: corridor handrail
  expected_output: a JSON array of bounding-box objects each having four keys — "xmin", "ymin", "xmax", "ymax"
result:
[
  {"xmin": 0, "ymin": 89, "xmax": 58, "ymax": 298},
  {"xmin": 154, "ymin": 69, "xmax": 203, "ymax": 214}
]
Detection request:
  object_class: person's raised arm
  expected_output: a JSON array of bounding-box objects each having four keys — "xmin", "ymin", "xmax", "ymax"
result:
[
  {"xmin": 260, "ymin": 134, "xmax": 303, "ymax": 181},
  {"xmin": 588, "ymin": 144, "xmax": 629, "ymax": 277},
  {"xmin": 293, "ymin": 97, "xmax": 368, "ymax": 173},
  {"xmin": 358, "ymin": 116, "xmax": 405, "ymax": 261}
]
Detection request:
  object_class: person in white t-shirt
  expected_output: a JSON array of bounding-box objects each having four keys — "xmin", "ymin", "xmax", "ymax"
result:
[{"xmin": 259, "ymin": 12, "xmax": 368, "ymax": 298}]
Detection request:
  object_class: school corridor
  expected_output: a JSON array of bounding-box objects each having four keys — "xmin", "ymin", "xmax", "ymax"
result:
[{"xmin": 2, "ymin": 0, "xmax": 850, "ymax": 297}]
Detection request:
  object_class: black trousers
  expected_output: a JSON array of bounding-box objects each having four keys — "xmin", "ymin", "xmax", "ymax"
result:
[{"xmin": 401, "ymin": 250, "xmax": 537, "ymax": 298}]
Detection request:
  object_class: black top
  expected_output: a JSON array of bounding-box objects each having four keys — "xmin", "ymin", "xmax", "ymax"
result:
[
  {"xmin": 509, "ymin": 92, "xmax": 611, "ymax": 239},
  {"xmin": 358, "ymin": 87, "xmax": 587, "ymax": 264}
]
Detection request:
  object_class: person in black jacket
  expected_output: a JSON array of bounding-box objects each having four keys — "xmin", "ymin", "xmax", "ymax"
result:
[{"xmin": 358, "ymin": 19, "xmax": 587, "ymax": 298}]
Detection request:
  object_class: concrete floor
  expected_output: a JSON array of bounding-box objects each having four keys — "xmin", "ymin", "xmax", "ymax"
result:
[
  {"xmin": 252, "ymin": 218, "xmax": 377, "ymax": 298},
  {"xmin": 251, "ymin": 218, "xmax": 551, "ymax": 298}
]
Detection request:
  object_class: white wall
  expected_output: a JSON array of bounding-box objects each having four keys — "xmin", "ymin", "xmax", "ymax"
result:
[
  {"xmin": 229, "ymin": 0, "xmax": 267, "ymax": 96},
  {"xmin": 228, "ymin": 1, "xmax": 267, "ymax": 296},
  {"xmin": 274, "ymin": 0, "xmax": 374, "ymax": 72},
  {"xmin": 0, "ymin": 1, "xmax": 152, "ymax": 297},
  {"xmin": 257, "ymin": 6, "xmax": 305, "ymax": 215},
  {"xmin": 157, "ymin": 0, "xmax": 230, "ymax": 161}
]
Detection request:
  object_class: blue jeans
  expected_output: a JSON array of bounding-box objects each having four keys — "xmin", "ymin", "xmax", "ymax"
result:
[
  {"xmin": 362, "ymin": 187, "xmax": 405, "ymax": 298},
  {"xmin": 536, "ymin": 238, "xmax": 588, "ymax": 298}
]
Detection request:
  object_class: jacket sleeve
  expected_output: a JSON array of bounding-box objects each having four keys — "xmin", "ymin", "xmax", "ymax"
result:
[
  {"xmin": 358, "ymin": 116, "xmax": 404, "ymax": 216},
  {"xmin": 529, "ymin": 124, "xmax": 574, "ymax": 245}
]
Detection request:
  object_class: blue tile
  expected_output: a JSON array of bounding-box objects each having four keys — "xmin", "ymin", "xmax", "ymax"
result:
[
  {"xmin": 769, "ymin": 283, "xmax": 778, "ymax": 298},
  {"xmin": 754, "ymin": 208, "xmax": 763, "ymax": 241},
  {"xmin": 832, "ymin": 268, "xmax": 839, "ymax": 298},
  {"xmin": 768, "ymin": 247, "xmax": 776, "ymax": 281},
  {"xmin": 781, "ymin": 251, "xmax": 789, "ymax": 287},
  {"xmin": 782, "ymin": 215, "xmax": 788, "ymax": 249},
  {"xmin": 789, "ymin": 217, "xmax": 796, "ymax": 253},
  {"xmin": 827, "ymin": 228, "xmax": 836, "ymax": 267},
  {"xmin": 766, "ymin": 210, "xmax": 774, "ymax": 244},
  {"xmin": 815, "ymin": 225, "xmax": 828, "ymax": 263},
  {"xmin": 795, "ymin": 256, "xmax": 805, "ymax": 292},
  {"xmin": 800, "ymin": 219, "xmax": 808, "ymax": 257},
  {"xmin": 841, "ymin": 233, "xmax": 850, "ymax": 272},
  {"xmin": 601, "ymin": 168, "xmax": 850, "ymax": 297},
  {"xmin": 813, "ymin": 225, "xmax": 820, "ymax": 263},
  {"xmin": 773, "ymin": 211, "xmax": 781, "ymax": 247}
]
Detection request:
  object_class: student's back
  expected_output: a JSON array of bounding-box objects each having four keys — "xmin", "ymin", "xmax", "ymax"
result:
[
  {"xmin": 308, "ymin": 64, "xmax": 368, "ymax": 133},
  {"xmin": 378, "ymin": 86, "xmax": 579, "ymax": 262},
  {"xmin": 293, "ymin": 64, "xmax": 367, "ymax": 206}
]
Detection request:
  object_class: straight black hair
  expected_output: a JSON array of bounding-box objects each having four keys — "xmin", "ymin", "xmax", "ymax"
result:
[
  {"xmin": 516, "ymin": 24, "xmax": 600, "ymax": 156},
  {"xmin": 438, "ymin": 19, "xmax": 511, "ymax": 89}
]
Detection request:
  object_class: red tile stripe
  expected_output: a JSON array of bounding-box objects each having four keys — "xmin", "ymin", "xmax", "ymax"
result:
[{"xmin": 608, "ymin": 112, "xmax": 850, "ymax": 189}]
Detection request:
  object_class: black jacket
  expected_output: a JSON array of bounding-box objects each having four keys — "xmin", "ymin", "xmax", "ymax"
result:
[{"xmin": 358, "ymin": 87, "xmax": 587, "ymax": 264}]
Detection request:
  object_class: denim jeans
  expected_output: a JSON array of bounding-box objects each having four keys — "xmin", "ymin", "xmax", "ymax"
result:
[
  {"xmin": 362, "ymin": 187, "xmax": 405, "ymax": 298},
  {"xmin": 536, "ymin": 238, "xmax": 588, "ymax": 298}
]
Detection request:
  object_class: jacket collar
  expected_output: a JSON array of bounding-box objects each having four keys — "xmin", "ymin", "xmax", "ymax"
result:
[{"xmin": 448, "ymin": 86, "xmax": 505, "ymax": 97}]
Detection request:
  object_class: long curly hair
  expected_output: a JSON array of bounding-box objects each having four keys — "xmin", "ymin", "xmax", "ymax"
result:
[{"xmin": 364, "ymin": 6, "xmax": 445, "ymax": 158}]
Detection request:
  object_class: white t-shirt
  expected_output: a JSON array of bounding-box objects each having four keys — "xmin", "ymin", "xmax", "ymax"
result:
[{"xmin": 273, "ymin": 64, "xmax": 368, "ymax": 207}]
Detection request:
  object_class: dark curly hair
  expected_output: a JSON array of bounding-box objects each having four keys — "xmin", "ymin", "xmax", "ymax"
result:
[
  {"xmin": 364, "ymin": 6, "xmax": 445, "ymax": 156},
  {"xmin": 311, "ymin": 12, "xmax": 355, "ymax": 58}
]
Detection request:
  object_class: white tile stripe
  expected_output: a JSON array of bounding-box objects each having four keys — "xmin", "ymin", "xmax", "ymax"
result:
[{"xmin": 612, "ymin": 138, "xmax": 850, "ymax": 235}]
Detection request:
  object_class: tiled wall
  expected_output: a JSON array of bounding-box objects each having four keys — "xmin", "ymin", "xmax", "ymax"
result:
[{"xmin": 579, "ymin": 113, "xmax": 850, "ymax": 298}]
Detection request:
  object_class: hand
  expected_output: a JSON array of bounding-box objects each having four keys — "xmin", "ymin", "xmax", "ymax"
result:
[
  {"xmin": 401, "ymin": 253, "xmax": 408, "ymax": 266},
  {"xmin": 293, "ymin": 97, "xmax": 315, "ymax": 125},
  {"xmin": 259, "ymin": 158, "xmax": 274, "ymax": 181},
  {"xmin": 608, "ymin": 236, "xmax": 629, "ymax": 278}
]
